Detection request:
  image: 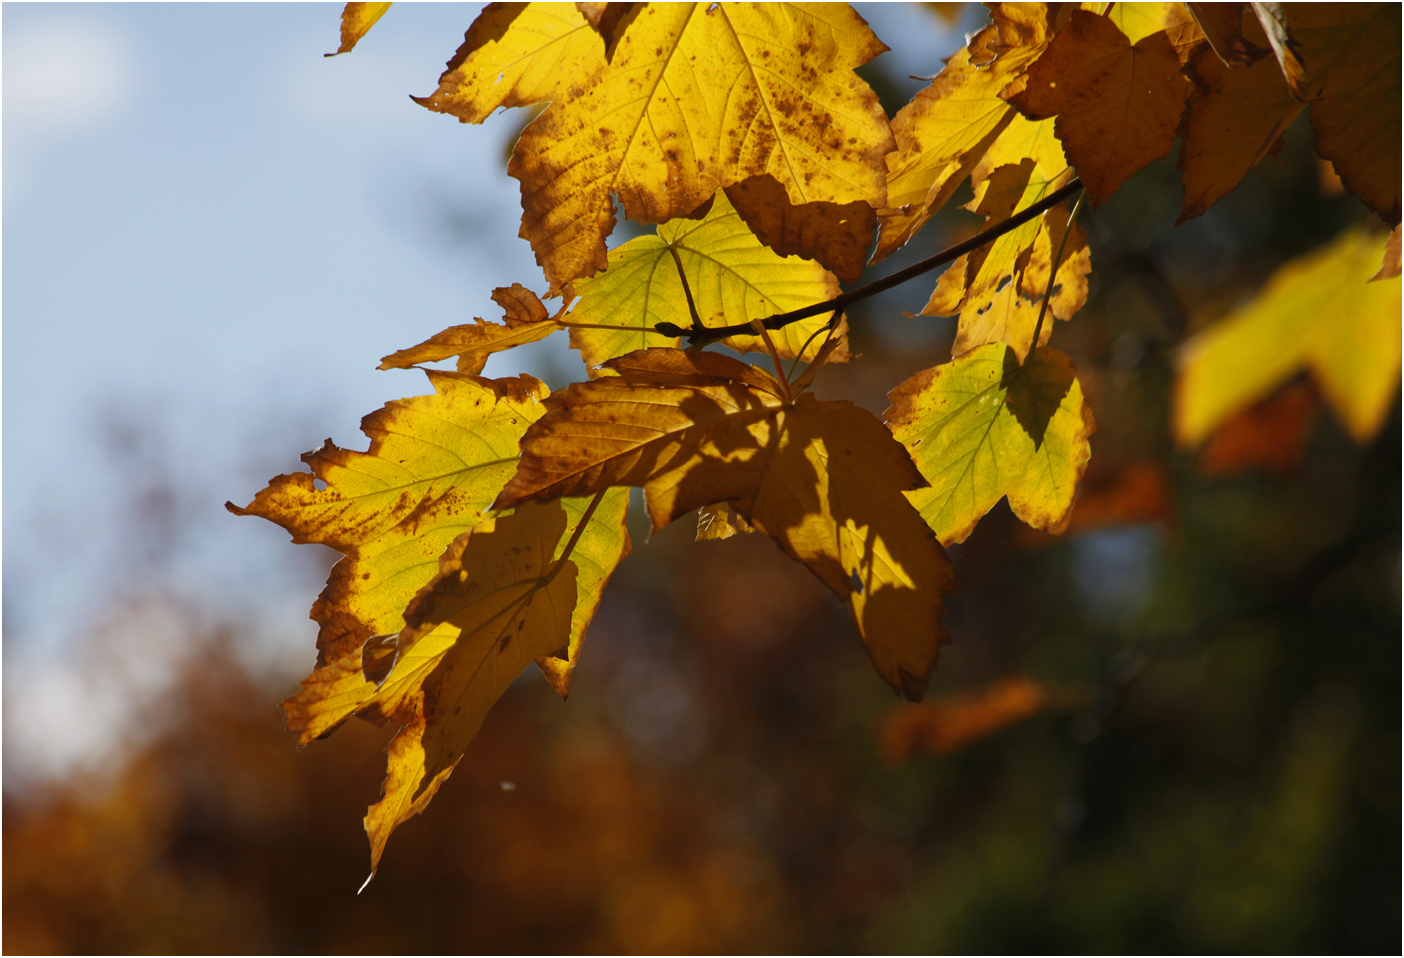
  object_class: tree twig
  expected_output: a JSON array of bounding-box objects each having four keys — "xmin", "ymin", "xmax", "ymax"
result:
[{"xmin": 656, "ymin": 178, "xmax": 1084, "ymax": 345}]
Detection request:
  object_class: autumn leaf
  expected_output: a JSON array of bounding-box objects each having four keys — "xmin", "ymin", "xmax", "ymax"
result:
[
  {"xmin": 508, "ymin": 2, "xmax": 893, "ymax": 291},
  {"xmin": 360, "ymin": 492, "xmax": 628, "ymax": 875},
  {"xmin": 494, "ymin": 348, "xmax": 955, "ymax": 701},
  {"xmin": 1177, "ymin": 26, "xmax": 1304, "ymax": 224},
  {"xmin": 1184, "ymin": 1, "xmax": 1270, "ymax": 67},
  {"xmin": 1197, "ymin": 380, "xmax": 1318, "ymax": 478},
  {"xmin": 885, "ymin": 344, "xmax": 1095, "ymax": 546},
  {"xmin": 1254, "ymin": 3, "xmax": 1401, "ymax": 224},
  {"xmin": 918, "ymin": 160, "xmax": 1089, "ymax": 360},
  {"xmin": 1373, "ymin": 225, "xmax": 1401, "ymax": 282},
  {"xmin": 1176, "ymin": 228, "xmax": 1402, "ymax": 445},
  {"xmin": 379, "ymin": 285, "xmax": 557, "ymax": 374},
  {"xmin": 876, "ymin": 3, "xmax": 1059, "ymax": 261},
  {"xmin": 565, "ymin": 190, "xmax": 846, "ymax": 374},
  {"xmin": 227, "ymin": 372, "xmax": 550, "ymax": 744},
  {"xmin": 724, "ymin": 174, "xmax": 877, "ymax": 284},
  {"xmin": 1065, "ymin": 459, "xmax": 1173, "ymax": 533},
  {"xmin": 879, "ymin": 675, "xmax": 1054, "ymax": 761},
  {"xmin": 328, "ymin": 2, "xmax": 391, "ymax": 56},
  {"xmin": 1104, "ymin": 1, "xmax": 1204, "ymax": 60},
  {"xmin": 696, "ymin": 502, "xmax": 755, "ymax": 541},
  {"xmin": 1008, "ymin": 9, "xmax": 1192, "ymax": 207},
  {"xmin": 412, "ymin": 3, "xmax": 606, "ymax": 124}
]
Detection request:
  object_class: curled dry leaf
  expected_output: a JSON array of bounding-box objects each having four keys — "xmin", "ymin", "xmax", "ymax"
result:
[
  {"xmin": 494, "ymin": 348, "xmax": 955, "ymax": 701},
  {"xmin": 378, "ymin": 285, "xmax": 557, "ymax": 374}
]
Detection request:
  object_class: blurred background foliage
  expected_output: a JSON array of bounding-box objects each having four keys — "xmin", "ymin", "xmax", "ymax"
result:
[{"xmin": 4, "ymin": 3, "xmax": 1399, "ymax": 953}]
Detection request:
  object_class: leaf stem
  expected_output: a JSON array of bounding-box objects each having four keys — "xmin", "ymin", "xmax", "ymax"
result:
[
  {"xmin": 1027, "ymin": 188, "xmax": 1085, "ymax": 360},
  {"xmin": 656, "ymin": 178, "xmax": 1083, "ymax": 345},
  {"xmin": 544, "ymin": 489, "xmax": 607, "ymax": 586},
  {"xmin": 666, "ymin": 243, "xmax": 705, "ymax": 330}
]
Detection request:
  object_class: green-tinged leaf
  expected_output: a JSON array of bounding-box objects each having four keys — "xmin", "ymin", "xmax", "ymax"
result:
[
  {"xmin": 566, "ymin": 190, "xmax": 846, "ymax": 374},
  {"xmin": 885, "ymin": 344, "xmax": 1096, "ymax": 546},
  {"xmin": 1176, "ymin": 228, "xmax": 1402, "ymax": 445}
]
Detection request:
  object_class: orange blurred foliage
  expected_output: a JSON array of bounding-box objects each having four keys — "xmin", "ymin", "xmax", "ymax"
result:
[
  {"xmin": 879, "ymin": 675, "xmax": 1054, "ymax": 762},
  {"xmin": 1066, "ymin": 458, "xmax": 1174, "ymax": 533},
  {"xmin": 1198, "ymin": 380, "xmax": 1318, "ymax": 477}
]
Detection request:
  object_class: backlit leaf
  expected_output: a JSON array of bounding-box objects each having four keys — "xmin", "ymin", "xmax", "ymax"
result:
[
  {"xmin": 495, "ymin": 348, "xmax": 955, "ymax": 701},
  {"xmin": 1008, "ymin": 9, "xmax": 1192, "ymax": 207},
  {"xmin": 1256, "ymin": 3, "xmax": 1401, "ymax": 224},
  {"xmin": 565, "ymin": 191, "xmax": 845, "ymax": 373},
  {"xmin": 361, "ymin": 492, "xmax": 628, "ymax": 875},
  {"xmin": 1104, "ymin": 1, "xmax": 1204, "ymax": 58},
  {"xmin": 1177, "ymin": 30, "xmax": 1304, "ymax": 224},
  {"xmin": 696, "ymin": 502, "xmax": 756, "ymax": 541},
  {"xmin": 227, "ymin": 373, "xmax": 549, "ymax": 744},
  {"xmin": 1175, "ymin": 228, "xmax": 1402, "ymax": 445},
  {"xmin": 885, "ymin": 344, "xmax": 1095, "ymax": 546},
  {"xmin": 1185, "ymin": 1, "xmax": 1270, "ymax": 67},
  {"xmin": 412, "ymin": 3, "xmax": 606, "ymax": 124},
  {"xmin": 876, "ymin": 3, "xmax": 1059, "ymax": 260},
  {"xmin": 724, "ymin": 174, "xmax": 877, "ymax": 284},
  {"xmin": 919, "ymin": 161, "xmax": 1089, "ymax": 361},
  {"xmin": 329, "ymin": 2, "xmax": 392, "ymax": 56},
  {"xmin": 509, "ymin": 2, "xmax": 893, "ymax": 291}
]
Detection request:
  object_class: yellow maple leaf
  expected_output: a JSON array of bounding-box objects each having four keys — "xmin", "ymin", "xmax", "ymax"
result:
[
  {"xmin": 885, "ymin": 344, "xmax": 1095, "ymax": 546},
  {"xmin": 876, "ymin": 3, "xmax": 1060, "ymax": 261},
  {"xmin": 227, "ymin": 372, "xmax": 550, "ymax": 744},
  {"xmin": 360, "ymin": 492, "xmax": 628, "ymax": 875},
  {"xmin": 509, "ymin": 2, "xmax": 893, "ymax": 292},
  {"xmin": 412, "ymin": 3, "xmax": 607, "ymax": 124},
  {"xmin": 919, "ymin": 161, "xmax": 1089, "ymax": 361},
  {"xmin": 1008, "ymin": 9, "xmax": 1192, "ymax": 207},
  {"xmin": 494, "ymin": 348, "xmax": 955, "ymax": 701},
  {"xmin": 328, "ymin": 2, "xmax": 391, "ymax": 57},
  {"xmin": 565, "ymin": 190, "xmax": 845, "ymax": 374},
  {"xmin": 1176, "ymin": 228, "xmax": 1402, "ymax": 445}
]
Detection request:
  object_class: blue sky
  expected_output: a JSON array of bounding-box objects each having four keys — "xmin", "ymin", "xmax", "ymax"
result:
[{"xmin": 3, "ymin": 2, "xmax": 960, "ymax": 781}]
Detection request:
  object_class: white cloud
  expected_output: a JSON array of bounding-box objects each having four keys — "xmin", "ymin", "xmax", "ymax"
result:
[{"xmin": 4, "ymin": 17, "xmax": 136, "ymax": 132}]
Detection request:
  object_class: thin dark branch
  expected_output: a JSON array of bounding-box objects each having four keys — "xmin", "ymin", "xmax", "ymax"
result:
[{"xmin": 656, "ymin": 178, "xmax": 1084, "ymax": 345}]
